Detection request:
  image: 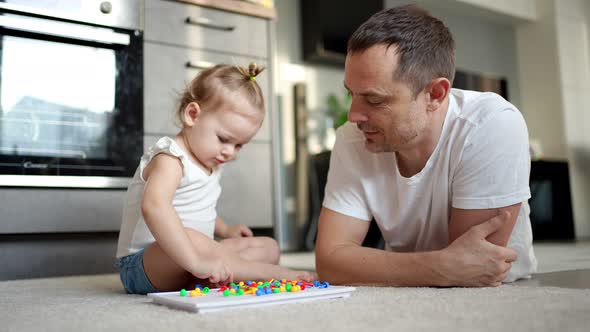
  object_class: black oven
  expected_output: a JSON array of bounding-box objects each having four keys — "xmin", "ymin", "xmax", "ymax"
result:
[
  {"xmin": 0, "ymin": 0, "xmax": 142, "ymax": 188},
  {"xmin": 529, "ymin": 160, "xmax": 576, "ymax": 240}
]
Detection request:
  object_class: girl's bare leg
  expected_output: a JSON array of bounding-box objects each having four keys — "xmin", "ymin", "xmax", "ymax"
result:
[
  {"xmin": 142, "ymin": 228, "xmax": 227, "ymax": 291},
  {"xmin": 186, "ymin": 229, "xmax": 317, "ymax": 283},
  {"xmin": 142, "ymin": 241, "xmax": 195, "ymax": 291},
  {"xmin": 143, "ymin": 228, "xmax": 316, "ymax": 292},
  {"xmin": 218, "ymin": 236, "xmax": 280, "ymax": 264}
]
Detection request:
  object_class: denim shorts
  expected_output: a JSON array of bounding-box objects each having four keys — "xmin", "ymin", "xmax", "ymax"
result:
[{"xmin": 114, "ymin": 249, "xmax": 158, "ymax": 295}]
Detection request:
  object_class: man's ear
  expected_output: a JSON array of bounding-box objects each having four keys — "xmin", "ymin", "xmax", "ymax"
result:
[
  {"xmin": 183, "ymin": 102, "xmax": 201, "ymax": 126},
  {"xmin": 426, "ymin": 78, "xmax": 450, "ymax": 112}
]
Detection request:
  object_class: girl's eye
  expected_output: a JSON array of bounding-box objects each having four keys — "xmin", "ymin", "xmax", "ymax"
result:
[{"xmin": 218, "ymin": 136, "xmax": 229, "ymax": 143}]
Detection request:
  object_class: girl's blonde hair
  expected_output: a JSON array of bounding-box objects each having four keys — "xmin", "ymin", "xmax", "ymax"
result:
[{"xmin": 176, "ymin": 63, "xmax": 265, "ymax": 126}]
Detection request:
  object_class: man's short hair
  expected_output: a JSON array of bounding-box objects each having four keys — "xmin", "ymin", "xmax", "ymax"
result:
[{"xmin": 348, "ymin": 5, "xmax": 455, "ymax": 96}]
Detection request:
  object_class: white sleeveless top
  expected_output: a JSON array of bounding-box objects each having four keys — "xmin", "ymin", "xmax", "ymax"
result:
[{"xmin": 116, "ymin": 137, "xmax": 222, "ymax": 258}]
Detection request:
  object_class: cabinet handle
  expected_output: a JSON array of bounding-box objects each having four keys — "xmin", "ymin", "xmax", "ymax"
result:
[
  {"xmin": 185, "ymin": 60, "xmax": 216, "ymax": 70},
  {"xmin": 185, "ymin": 17, "xmax": 235, "ymax": 31}
]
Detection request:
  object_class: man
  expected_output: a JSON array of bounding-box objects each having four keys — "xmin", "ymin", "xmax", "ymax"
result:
[{"xmin": 315, "ymin": 4, "xmax": 537, "ymax": 287}]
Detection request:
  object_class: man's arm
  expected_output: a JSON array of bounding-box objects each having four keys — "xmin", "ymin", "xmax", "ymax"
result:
[
  {"xmin": 315, "ymin": 207, "xmax": 517, "ymax": 287},
  {"xmin": 315, "ymin": 208, "xmax": 446, "ymax": 286},
  {"xmin": 448, "ymin": 203, "xmax": 521, "ymax": 246}
]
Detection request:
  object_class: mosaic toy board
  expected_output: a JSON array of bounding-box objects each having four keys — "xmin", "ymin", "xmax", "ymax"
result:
[{"xmin": 148, "ymin": 285, "xmax": 356, "ymax": 313}]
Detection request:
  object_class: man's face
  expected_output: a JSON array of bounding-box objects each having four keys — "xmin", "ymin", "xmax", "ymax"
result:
[{"xmin": 344, "ymin": 44, "xmax": 429, "ymax": 153}]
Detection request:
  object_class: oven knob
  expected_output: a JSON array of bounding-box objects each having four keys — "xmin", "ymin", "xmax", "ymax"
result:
[{"xmin": 100, "ymin": 1, "xmax": 112, "ymax": 14}]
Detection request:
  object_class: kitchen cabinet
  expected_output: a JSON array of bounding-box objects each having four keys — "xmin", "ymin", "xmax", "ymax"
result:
[
  {"xmin": 143, "ymin": 0, "xmax": 278, "ymax": 228},
  {"xmin": 143, "ymin": 43, "xmax": 270, "ymax": 140}
]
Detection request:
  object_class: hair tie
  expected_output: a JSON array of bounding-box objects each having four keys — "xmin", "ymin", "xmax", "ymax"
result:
[{"xmin": 249, "ymin": 75, "xmax": 256, "ymax": 81}]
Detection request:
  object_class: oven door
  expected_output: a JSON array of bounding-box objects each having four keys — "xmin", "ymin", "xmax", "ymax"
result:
[{"xmin": 0, "ymin": 7, "xmax": 142, "ymax": 188}]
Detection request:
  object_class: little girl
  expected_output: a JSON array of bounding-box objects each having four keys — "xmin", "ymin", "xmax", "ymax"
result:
[{"xmin": 115, "ymin": 63, "xmax": 315, "ymax": 294}]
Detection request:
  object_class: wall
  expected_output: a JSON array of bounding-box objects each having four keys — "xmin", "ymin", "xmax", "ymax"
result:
[
  {"xmin": 554, "ymin": 0, "xmax": 590, "ymax": 238},
  {"xmin": 386, "ymin": 0, "xmax": 522, "ymax": 108},
  {"xmin": 516, "ymin": 0, "xmax": 590, "ymax": 238},
  {"xmin": 457, "ymin": 0, "xmax": 537, "ymax": 21},
  {"xmin": 516, "ymin": 0, "xmax": 567, "ymax": 159}
]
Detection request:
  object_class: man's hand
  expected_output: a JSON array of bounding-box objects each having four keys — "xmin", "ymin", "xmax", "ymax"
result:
[{"xmin": 441, "ymin": 210, "xmax": 518, "ymax": 287}]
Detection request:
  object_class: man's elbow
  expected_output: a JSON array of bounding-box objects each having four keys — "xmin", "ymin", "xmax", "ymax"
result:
[
  {"xmin": 315, "ymin": 246, "xmax": 346, "ymax": 285},
  {"xmin": 315, "ymin": 252, "xmax": 330, "ymax": 282}
]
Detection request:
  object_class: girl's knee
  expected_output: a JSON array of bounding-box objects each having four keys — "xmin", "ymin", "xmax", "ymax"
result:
[
  {"xmin": 259, "ymin": 236, "xmax": 280, "ymax": 264},
  {"xmin": 184, "ymin": 227, "xmax": 219, "ymax": 254}
]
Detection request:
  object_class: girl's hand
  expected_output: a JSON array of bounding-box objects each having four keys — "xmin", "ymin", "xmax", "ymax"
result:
[
  {"xmin": 208, "ymin": 258, "xmax": 233, "ymax": 285},
  {"xmin": 200, "ymin": 256, "xmax": 233, "ymax": 285},
  {"xmin": 224, "ymin": 224, "xmax": 253, "ymax": 238},
  {"xmin": 215, "ymin": 218, "xmax": 252, "ymax": 239},
  {"xmin": 190, "ymin": 256, "xmax": 232, "ymax": 285}
]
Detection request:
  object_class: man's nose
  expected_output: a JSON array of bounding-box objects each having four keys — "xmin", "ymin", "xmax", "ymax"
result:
[{"xmin": 348, "ymin": 101, "xmax": 367, "ymax": 123}]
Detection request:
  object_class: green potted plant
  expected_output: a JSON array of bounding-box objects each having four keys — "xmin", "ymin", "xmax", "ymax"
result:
[{"xmin": 325, "ymin": 91, "xmax": 351, "ymax": 129}]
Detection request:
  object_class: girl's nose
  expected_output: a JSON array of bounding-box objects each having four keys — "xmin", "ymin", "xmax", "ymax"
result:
[{"xmin": 221, "ymin": 145, "xmax": 236, "ymax": 160}]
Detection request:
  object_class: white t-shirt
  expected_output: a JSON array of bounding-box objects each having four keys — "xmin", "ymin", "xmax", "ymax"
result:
[
  {"xmin": 116, "ymin": 136, "xmax": 222, "ymax": 258},
  {"xmin": 323, "ymin": 89, "xmax": 537, "ymax": 282}
]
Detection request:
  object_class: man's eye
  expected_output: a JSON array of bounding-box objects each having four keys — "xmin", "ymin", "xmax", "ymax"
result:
[{"xmin": 366, "ymin": 99, "xmax": 382, "ymax": 106}]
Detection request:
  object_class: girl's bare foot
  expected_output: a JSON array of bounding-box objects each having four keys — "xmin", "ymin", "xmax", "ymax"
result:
[
  {"xmin": 283, "ymin": 269, "xmax": 318, "ymax": 283},
  {"xmin": 296, "ymin": 270, "xmax": 318, "ymax": 283}
]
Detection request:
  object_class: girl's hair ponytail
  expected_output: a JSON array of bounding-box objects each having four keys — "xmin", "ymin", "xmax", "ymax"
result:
[{"xmin": 176, "ymin": 62, "xmax": 265, "ymax": 127}]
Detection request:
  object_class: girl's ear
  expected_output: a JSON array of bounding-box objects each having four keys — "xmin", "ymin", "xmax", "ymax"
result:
[{"xmin": 183, "ymin": 102, "xmax": 201, "ymax": 127}]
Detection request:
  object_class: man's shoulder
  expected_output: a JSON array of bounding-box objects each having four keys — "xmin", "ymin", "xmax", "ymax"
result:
[{"xmin": 450, "ymin": 89, "xmax": 519, "ymax": 127}]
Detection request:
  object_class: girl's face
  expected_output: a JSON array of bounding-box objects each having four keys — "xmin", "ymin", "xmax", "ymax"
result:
[{"xmin": 179, "ymin": 99, "xmax": 263, "ymax": 173}]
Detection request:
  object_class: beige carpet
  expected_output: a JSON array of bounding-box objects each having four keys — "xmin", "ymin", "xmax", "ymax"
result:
[{"xmin": 1, "ymin": 273, "xmax": 589, "ymax": 332}]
